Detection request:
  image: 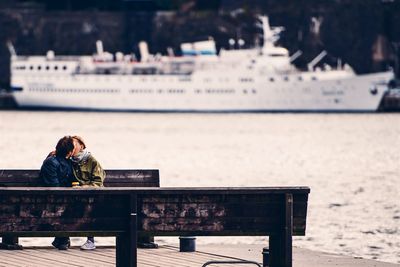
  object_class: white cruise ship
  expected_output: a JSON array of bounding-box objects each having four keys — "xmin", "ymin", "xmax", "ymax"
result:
[{"xmin": 9, "ymin": 16, "xmax": 393, "ymax": 112}]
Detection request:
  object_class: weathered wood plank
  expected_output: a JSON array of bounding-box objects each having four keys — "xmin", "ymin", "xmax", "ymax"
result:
[
  {"xmin": 0, "ymin": 246, "xmax": 266, "ymax": 267},
  {"xmin": 0, "ymin": 187, "xmax": 311, "ymax": 194},
  {"xmin": 17, "ymin": 249, "xmax": 96, "ymax": 267},
  {"xmin": 0, "ymin": 249, "xmax": 77, "ymax": 267},
  {"xmin": 0, "ymin": 169, "xmax": 160, "ymax": 187},
  {"xmin": 31, "ymin": 248, "xmax": 115, "ymax": 267}
]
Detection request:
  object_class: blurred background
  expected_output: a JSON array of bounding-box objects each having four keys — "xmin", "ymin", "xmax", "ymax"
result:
[{"xmin": 0, "ymin": 0, "xmax": 400, "ymax": 89}]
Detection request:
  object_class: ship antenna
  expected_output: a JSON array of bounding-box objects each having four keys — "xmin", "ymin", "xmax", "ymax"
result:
[
  {"xmin": 6, "ymin": 41, "xmax": 17, "ymax": 58},
  {"xmin": 96, "ymin": 40, "xmax": 104, "ymax": 56},
  {"xmin": 290, "ymin": 50, "xmax": 303, "ymax": 63},
  {"xmin": 307, "ymin": 50, "xmax": 327, "ymax": 71},
  {"xmin": 258, "ymin": 15, "xmax": 284, "ymax": 48},
  {"xmin": 337, "ymin": 58, "xmax": 342, "ymax": 70}
]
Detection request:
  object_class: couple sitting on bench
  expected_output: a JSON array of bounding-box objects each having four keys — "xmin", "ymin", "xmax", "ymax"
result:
[{"xmin": 40, "ymin": 135, "xmax": 105, "ymax": 250}]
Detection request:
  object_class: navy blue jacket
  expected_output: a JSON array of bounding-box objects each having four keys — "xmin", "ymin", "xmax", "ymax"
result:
[{"xmin": 39, "ymin": 156, "xmax": 74, "ymax": 187}]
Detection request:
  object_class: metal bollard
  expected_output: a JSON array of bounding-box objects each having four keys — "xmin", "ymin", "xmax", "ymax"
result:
[
  {"xmin": 262, "ymin": 247, "xmax": 269, "ymax": 267},
  {"xmin": 179, "ymin": 236, "xmax": 196, "ymax": 252}
]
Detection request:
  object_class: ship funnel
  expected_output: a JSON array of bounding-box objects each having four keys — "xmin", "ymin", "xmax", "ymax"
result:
[
  {"xmin": 167, "ymin": 47, "xmax": 175, "ymax": 57},
  {"xmin": 115, "ymin": 52, "xmax": 123, "ymax": 61},
  {"xmin": 139, "ymin": 41, "xmax": 149, "ymax": 62},
  {"xmin": 96, "ymin": 40, "xmax": 104, "ymax": 55},
  {"xmin": 46, "ymin": 50, "xmax": 55, "ymax": 60}
]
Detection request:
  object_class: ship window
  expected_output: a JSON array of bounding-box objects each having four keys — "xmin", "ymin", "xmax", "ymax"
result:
[
  {"xmin": 240, "ymin": 78, "xmax": 254, "ymax": 82},
  {"xmin": 269, "ymin": 78, "xmax": 275, "ymax": 82},
  {"xmin": 284, "ymin": 76, "xmax": 289, "ymax": 81},
  {"xmin": 30, "ymin": 66, "xmax": 34, "ymax": 70},
  {"xmin": 63, "ymin": 66, "xmax": 67, "ymax": 70},
  {"xmin": 37, "ymin": 66, "xmax": 42, "ymax": 70},
  {"xmin": 298, "ymin": 76, "xmax": 303, "ymax": 81},
  {"xmin": 311, "ymin": 76, "xmax": 317, "ymax": 81},
  {"xmin": 268, "ymin": 53, "xmax": 285, "ymax": 57},
  {"xmin": 243, "ymin": 90, "xmax": 248, "ymax": 94},
  {"xmin": 46, "ymin": 66, "xmax": 50, "ymax": 70},
  {"xmin": 252, "ymin": 89, "xmax": 257, "ymax": 94}
]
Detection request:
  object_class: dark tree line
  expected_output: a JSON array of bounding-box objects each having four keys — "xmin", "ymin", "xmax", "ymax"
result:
[{"xmin": 0, "ymin": 0, "xmax": 399, "ymax": 88}]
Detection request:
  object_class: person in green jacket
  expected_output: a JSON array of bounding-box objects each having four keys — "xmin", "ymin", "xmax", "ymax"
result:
[
  {"xmin": 71, "ymin": 135, "xmax": 106, "ymax": 250},
  {"xmin": 71, "ymin": 136, "xmax": 105, "ymax": 187}
]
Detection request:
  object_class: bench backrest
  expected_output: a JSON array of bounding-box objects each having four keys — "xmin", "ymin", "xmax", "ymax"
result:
[
  {"xmin": 0, "ymin": 169, "xmax": 160, "ymax": 187},
  {"xmin": 139, "ymin": 189, "xmax": 309, "ymax": 236},
  {"xmin": 0, "ymin": 187, "xmax": 309, "ymax": 237}
]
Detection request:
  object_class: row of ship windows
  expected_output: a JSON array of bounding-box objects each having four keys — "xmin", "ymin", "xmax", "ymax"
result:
[
  {"xmin": 129, "ymin": 89, "xmax": 252, "ymax": 94},
  {"xmin": 130, "ymin": 89, "xmax": 186, "ymax": 94},
  {"xmin": 115, "ymin": 89, "xmax": 252, "ymax": 94},
  {"xmin": 28, "ymin": 88, "xmax": 256, "ymax": 94},
  {"xmin": 15, "ymin": 65, "xmax": 69, "ymax": 71},
  {"xmin": 29, "ymin": 88, "xmax": 120, "ymax": 93},
  {"xmin": 18, "ymin": 71, "xmax": 318, "ymax": 83},
  {"xmin": 15, "ymin": 67, "xmax": 318, "ymax": 82},
  {"xmin": 239, "ymin": 77, "xmax": 318, "ymax": 82}
]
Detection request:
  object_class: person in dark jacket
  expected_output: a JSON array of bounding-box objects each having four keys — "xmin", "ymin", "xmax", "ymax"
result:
[{"xmin": 39, "ymin": 136, "xmax": 75, "ymax": 250}]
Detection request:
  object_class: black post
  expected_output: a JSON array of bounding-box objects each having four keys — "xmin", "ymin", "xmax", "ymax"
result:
[
  {"xmin": 262, "ymin": 247, "xmax": 270, "ymax": 267},
  {"xmin": 116, "ymin": 194, "xmax": 137, "ymax": 267},
  {"xmin": 130, "ymin": 194, "xmax": 138, "ymax": 267},
  {"xmin": 269, "ymin": 193, "xmax": 293, "ymax": 267}
]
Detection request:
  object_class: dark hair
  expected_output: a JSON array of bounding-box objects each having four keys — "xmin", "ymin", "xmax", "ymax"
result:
[{"xmin": 55, "ymin": 136, "xmax": 74, "ymax": 158}]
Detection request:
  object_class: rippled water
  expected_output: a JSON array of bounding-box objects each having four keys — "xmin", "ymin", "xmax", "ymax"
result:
[{"xmin": 0, "ymin": 111, "xmax": 399, "ymax": 263}]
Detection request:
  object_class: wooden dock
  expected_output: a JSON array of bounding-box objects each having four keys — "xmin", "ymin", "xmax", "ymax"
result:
[
  {"xmin": 0, "ymin": 245, "xmax": 261, "ymax": 267},
  {"xmin": 0, "ymin": 244, "xmax": 398, "ymax": 267}
]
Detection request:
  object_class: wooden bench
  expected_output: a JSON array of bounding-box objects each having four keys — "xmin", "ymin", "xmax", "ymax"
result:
[
  {"xmin": 0, "ymin": 169, "xmax": 159, "ymax": 249},
  {"xmin": 0, "ymin": 187, "xmax": 310, "ymax": 267}
]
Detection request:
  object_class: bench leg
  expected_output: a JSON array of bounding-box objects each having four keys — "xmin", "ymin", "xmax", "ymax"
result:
[
  {"xmin": 0, "ymin": 236, "xmax": 23, "ymax": 250},
  {"xmin": 137, "ymin": 234, "xmax": 158, "ymax": 249},
  {"xmin": 116, "ymin": 213, "xmax": 137, "ymax": 267},
  {"xmin": 269, "ymin": 194, "xmax": 293, "ymax": 267}
]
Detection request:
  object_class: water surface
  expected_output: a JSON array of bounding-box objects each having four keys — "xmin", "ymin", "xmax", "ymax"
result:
[{"xmin": 0, "ymin": 111, "xmax": 399, "ymax": 263}]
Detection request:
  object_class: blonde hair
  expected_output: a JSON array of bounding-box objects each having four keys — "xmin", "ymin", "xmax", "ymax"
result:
[{"xmin": 72, "ymin": 135, "xmax": 86, "ymax": 149}]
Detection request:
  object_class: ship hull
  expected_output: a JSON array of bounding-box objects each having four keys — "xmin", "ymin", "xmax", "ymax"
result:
[{"xmin": 11, "ymin": 71, "xmax": 392, "ymax": 112}]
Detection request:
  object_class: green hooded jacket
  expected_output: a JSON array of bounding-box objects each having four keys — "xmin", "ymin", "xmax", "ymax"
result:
[{"xmin": 72, "ymin": 154, "xmax": 105, "ymax": 187}]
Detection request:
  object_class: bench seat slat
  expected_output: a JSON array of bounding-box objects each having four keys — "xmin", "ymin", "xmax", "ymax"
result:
[{"xmin": 0, "ymin": 169, "xmax": 160, "ymax": 187}]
